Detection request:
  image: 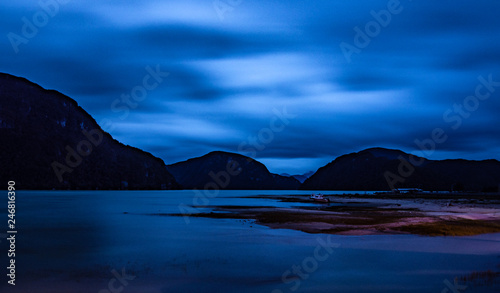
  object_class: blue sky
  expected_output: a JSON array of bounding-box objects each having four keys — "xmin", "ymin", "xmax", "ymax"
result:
[{"xmin": 2, "ymin": 0, "xmax": 500, "ymax": 174}]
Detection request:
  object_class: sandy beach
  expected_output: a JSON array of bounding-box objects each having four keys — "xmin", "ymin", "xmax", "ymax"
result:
[{"xmin": 176, "ymin": 193, "xmax": 500, "ymax": 236}]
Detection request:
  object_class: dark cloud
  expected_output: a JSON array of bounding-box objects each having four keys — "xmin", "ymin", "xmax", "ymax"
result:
[{"xmin": 1, "ymin": 0, "xmax": 500, "ymax": 174}]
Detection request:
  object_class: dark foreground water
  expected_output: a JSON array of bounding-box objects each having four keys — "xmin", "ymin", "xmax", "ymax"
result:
[{"xmin": 0, "ymin": 191, "xmax": 499, "ymax": 293}]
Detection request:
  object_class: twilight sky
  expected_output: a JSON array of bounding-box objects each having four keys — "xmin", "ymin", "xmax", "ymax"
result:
[{"xmin": 2, "ymin": 0, "xmax": 500, "ymax": 174}]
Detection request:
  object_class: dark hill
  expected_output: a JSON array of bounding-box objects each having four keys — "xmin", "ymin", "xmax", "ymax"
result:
[
  {"xmin": 167, "ymin": 151, "xmax": 300, "ymax": 190},
  {"xmin": 0, "ymin": 73, "xmax": 180, "ymax": 190},
  {"xmin": 301, "ymin": 147, "xmax": 500, "ymax": 191}
]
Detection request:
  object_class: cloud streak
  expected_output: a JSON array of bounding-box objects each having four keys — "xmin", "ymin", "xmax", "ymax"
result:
[{"xmin": 1, "ymin": 0, "xmax": 500, "ymax": 174}]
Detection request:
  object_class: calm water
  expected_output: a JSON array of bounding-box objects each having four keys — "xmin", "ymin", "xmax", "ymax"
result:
[{"xmin": 1, "ymin": 190, "xmax": 499, "ymax": 293}]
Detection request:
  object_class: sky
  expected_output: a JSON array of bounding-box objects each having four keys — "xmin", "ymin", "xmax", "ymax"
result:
[{"xmin": 1, "ymin": 0, "xmax": 500, "ymax": 174}]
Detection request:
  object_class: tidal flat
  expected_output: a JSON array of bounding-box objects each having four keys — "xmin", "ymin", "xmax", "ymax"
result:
[
  {"xmin": 3, "ymin": 190, "xmax": 499, "ymax": 293},
  {"xmin": 172, "ymin": 193, "xmax": 500, "ymax": 236}
]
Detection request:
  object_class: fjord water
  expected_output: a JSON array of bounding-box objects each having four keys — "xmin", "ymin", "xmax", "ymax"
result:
[{"xmin": 1, "ymin": 191, "xmax": 499, "ymax": 293}]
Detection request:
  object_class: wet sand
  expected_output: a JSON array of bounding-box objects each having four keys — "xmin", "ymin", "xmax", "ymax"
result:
[{"xmin": 171, "ymin": 193, "xmax": 500, "ymax": 236}]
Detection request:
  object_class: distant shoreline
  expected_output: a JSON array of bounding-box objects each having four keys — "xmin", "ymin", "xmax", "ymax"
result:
[
  {"xmin": 329, "ymin": 191, "xmax": 500, "ymax": 200},
  {"xmin": 13, "ymin": 189, "xmax": 500, "ymax": 197},
  {"xmin": 169, "ymin": 192, "xmax": 500, "ymax": 237}
]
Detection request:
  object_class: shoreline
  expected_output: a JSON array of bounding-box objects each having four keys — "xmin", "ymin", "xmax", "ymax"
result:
[{"xmin": 170, "ymin": 193, "xmax": 500, "ymax": 236}]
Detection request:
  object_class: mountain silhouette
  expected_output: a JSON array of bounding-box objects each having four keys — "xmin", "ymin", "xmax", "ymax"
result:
[
  {"xmin": 0, "ymin": 73, "xmax": 179, "ymax": 190},
  {"xmin": 301, "ymin": 147, "xmax": 500, "ymax": 191},
  {"xmin": 2, "ymin": 73, "xmax": 500, "ymax": 192},
  {"xmin": 167, "ymin": 151, "xmax": 300, "ymax": 190},
  {"xmin": 281, "ymin": 171, "xmax": 315, "ymax": 183}
]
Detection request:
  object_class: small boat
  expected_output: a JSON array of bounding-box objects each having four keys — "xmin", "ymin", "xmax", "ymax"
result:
[{"xmin": 310, "ymin": 193, "xmax": 330, "ymax": 203}]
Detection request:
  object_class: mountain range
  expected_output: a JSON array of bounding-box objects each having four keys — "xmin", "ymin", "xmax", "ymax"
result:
[
  {"xmin": 166, "ymin": 151, "xmax": 300, "ymax": 190},
  {"xmin": 1, "ymin": 73, "xmax": 499, "ymax": 192},
  {"xmin": 280, "ymin": 171, "xmax": 315, "ymax": 183},
  {"xmin": 301, "ymin": 148, "xmax": 500, "ymax": 192}
]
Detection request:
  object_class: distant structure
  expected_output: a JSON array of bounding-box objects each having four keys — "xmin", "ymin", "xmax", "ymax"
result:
[{"xmin": 392, "ymin": 188, "xmax": 423, "ymax": 194}]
